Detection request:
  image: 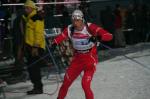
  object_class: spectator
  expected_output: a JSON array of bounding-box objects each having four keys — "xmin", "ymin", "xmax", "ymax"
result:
[
  {"xmin": 100, "ymin": 6, "xmax": 115, "ymax": 47},
  {"xmin": 124, "ymin": 4, "xmax": 137, "ymax": 45},
  {"xmin": 60, "ymin": 5, "xmax": 71, "ymax": 29},
  {"xmin": 114, "ymin": 4, "xmax": 126, "ymax": 47},
  {"xmin": 12, "ymin": 9, "xmax": 26, "ymax": 76},
  {"xmin": 139, "ymin": 4, "xmax": 149, "ymax": 42},
  {"xmin": 79, "ymin": 0, "xmax": 93, "ymax": 22},
  {"xmin": 23, "ymin": 0, "xmax": 45, "ymax": 95}
]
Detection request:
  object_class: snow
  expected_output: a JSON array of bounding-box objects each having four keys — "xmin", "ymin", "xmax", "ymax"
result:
[{"xmin": 2, "ymin": 43, "xmax": 150, "ymax": 99}]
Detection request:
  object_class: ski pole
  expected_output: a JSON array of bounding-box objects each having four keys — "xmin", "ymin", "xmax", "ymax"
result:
[
  {"xmin": 45, "ymin": 38, "xmax": 63, "ymax": 81},
  {"xmin": 100, "ymin": 42, "xmax": 150, "ymax": 70}
]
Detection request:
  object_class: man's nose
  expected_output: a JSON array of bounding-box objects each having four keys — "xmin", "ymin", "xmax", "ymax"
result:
[{"xmin": 73, "ymin": 21, "xmax": 78, "ymax": 25}]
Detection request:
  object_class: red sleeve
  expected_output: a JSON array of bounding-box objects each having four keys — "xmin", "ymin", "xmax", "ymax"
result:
[
  {"xmin": 53, "ymin": 28, "xmax": 68, "ymax": 44},
  {"xmin": 89, "ymin": 23, "xmax": 113, "ymax": 41}
]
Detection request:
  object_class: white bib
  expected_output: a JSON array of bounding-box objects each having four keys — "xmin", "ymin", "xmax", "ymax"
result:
[{"xmin": 68, "ymin": 24, "xmax": 94, "ymax": 51}]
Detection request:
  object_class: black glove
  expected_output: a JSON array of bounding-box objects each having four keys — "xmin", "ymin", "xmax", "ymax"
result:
[
  {"xmin": 32, "ymin": 47, "xmax": 38, "ymax": 56},
  {"xmin": 89, "ymin": 36, "xmax": 97, "ymax": 43},
  {"xmin": 50, "ymin": 43, "xmax": 57, "ymax": 52}
]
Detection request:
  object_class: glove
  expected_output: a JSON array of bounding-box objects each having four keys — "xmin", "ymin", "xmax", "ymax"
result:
[
  {"xmin": 50, "ymin": 43, "xmax": 57, "ymax": 52},
  {"xmin": 32, "ymin": 47, "xmax": 38, "ymax": 56},
  {"xmin": 89, "ymin": 36, "xmax": 97, "ymax": 43}
]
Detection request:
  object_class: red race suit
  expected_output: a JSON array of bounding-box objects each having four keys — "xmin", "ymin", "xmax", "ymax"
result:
[{"xmin": 53, "ymin": 23, "xmax": 112, "ymax": 99}]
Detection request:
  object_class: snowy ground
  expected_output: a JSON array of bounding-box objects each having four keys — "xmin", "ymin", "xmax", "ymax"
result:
[{"xmin": 1, "ymin": 43, "xmax": 150, "ymax": 99}]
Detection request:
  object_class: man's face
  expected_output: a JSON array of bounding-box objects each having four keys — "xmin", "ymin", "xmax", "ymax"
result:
[
  {"xmin": 72, "ymin": 19, "xmax": 84, "ymax": 29},
  {"xmin": 24, "ymin": 6, "xmax": 33, "ymax": 15}
]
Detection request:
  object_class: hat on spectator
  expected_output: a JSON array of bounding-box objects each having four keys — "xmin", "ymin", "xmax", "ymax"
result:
[{"xmin": 24, "ymin": 0, "xmax": 37, "ymax": 9}]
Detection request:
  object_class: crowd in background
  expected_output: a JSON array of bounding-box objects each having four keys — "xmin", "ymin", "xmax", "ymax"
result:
[
  {"xmin": 1, "ymin": 0, "xmax": 150, "ymax": 51},
  {"xmin": 100, "ymin": 3, "xmax": 150, "ymax": 48},
  {"xmin": 0, "ymin": 0, "xmax": 150, "ymax": 59},
  {"xmin": 0, "ymin": 0, "xmax": 150, "ymax": 82}
]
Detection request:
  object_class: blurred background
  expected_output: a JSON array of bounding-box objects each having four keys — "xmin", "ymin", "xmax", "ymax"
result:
[{"xmin": 0, "ymin": 0, "xmax": 150, "ymax": 84}]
